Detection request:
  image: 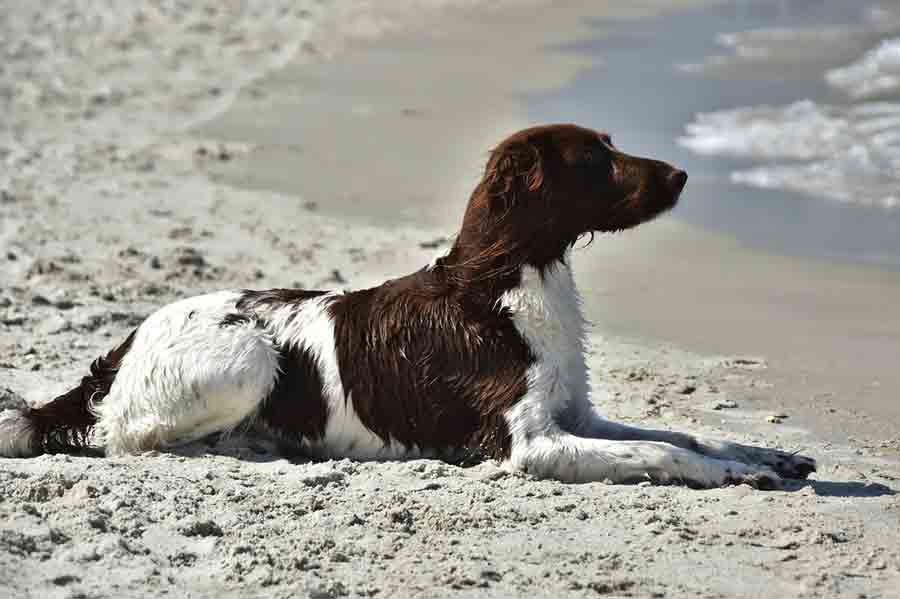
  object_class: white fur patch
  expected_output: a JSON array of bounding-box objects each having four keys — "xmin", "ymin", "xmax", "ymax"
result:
[
  {"xmin": 499, "ymin": 261, "xmax": 590, "ymax": 459},
  {"xmin": 0, "ymin": 409, "xmax": 37, "ymax": 458}
]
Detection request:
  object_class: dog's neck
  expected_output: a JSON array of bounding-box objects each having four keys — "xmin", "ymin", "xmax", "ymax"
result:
[
  {"xmin": 433, "ymin": 184, "xmax": 578, "ymax": 290},
  {"xmin": 432, "ymin": 241, "xmax": 569, "ymax": 299},
  {"xmin": 436, "ymin": 229, "xmax": 573, "ymax": 296},
  {"xmin": 499, "ymin": 258, "xmax": 585, "ymax": 337}
]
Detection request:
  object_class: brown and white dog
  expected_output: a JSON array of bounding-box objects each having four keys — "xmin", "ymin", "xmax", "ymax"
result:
[{"xmin": 0, "ymin": 124, "xmax": 815, "ymax": 488}]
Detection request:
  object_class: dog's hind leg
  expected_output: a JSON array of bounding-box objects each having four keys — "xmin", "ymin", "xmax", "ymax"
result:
[{"xmin": 93, "ymin": 291, "xmax": 281, "ymax": 455}]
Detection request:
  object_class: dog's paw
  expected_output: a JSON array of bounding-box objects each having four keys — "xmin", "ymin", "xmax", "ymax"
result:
[
  {"xmin": 664, "ymin": 458, "xmax": 783, "ymax": 491},
  {"xmin": 723, "ymin": 463, "xmax": 783, "ymax": 491},
  {"xmin": 696, "ymin": 439, "xmax": 816, "ymax": 480},
  {"xmin": 768, "ymin": 452, "xmax": 816, "ymax": 479}
]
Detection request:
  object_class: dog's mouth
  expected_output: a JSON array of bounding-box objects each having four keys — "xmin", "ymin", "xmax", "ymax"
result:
[
  {"xmin": 660, "ymin": 187, "xmax": 684, "ymax": 212},
  {"xmin": 601, "ymin": 187, "xmax": 682, "ymax": 232},
  {"xmin": 648, "ymin": 188, "xmax": 683, "ymax": 221}
]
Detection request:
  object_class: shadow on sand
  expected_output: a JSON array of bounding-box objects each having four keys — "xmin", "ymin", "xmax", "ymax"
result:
[{"xmin": 783, "ymin": 478, "xmax": 896, "ymax": 498}]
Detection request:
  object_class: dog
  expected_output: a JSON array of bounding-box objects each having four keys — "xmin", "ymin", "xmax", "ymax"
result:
[{"xmin": 0, "ymin": 124, "xmax": 815, "ymax": 488}]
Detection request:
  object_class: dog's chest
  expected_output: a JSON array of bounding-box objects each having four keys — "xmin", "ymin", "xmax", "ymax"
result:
[{"xmin": 498, "ymin": 263, "xmax": 588, "ymax": 404}]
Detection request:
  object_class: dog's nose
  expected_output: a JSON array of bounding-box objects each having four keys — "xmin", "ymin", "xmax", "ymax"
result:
[{"xmin": 667, "ymin": 169, "xmax": 688, "ymax": 194}]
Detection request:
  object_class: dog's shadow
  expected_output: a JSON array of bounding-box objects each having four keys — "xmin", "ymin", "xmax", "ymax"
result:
[
  {"xmin": 176, "ymin": 435, "xmax": 306, "ymax": 463},
  {"xmin": 782, "ymin": 478, "xmax": 896, "ymax": 498}
]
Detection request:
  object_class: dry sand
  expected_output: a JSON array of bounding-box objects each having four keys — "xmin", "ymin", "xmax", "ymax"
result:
[{"xmin": 1, "ymin": 1, "xmax": 898, "ymax": 598}]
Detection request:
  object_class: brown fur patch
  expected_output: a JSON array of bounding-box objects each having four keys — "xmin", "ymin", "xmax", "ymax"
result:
[
  {"xmin": 235, "ymin": 288, "xmax": 328, "ymax": 311},
  {"xmin": 231, "ymin": 289, "xmax": 331, "ymax": 447},
  {"xmin": 329, "ymin": 267, "xmax": 533, "ymax": 461},
  {"xmin": 219, "ymin": 312, "xmax": 254, "ymax": 328},
  {"xmin": 257, "ymin": 341, "xmax": 330, "ymax": 445}
]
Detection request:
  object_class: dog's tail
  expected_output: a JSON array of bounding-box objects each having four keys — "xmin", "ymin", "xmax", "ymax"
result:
[{"xmin": 0, "ymin": 330, "xmax": 136, "ymax": 458}]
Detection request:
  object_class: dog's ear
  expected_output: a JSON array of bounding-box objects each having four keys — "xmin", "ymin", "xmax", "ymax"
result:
[{"xmin": 483, "ymin": 141, "xmax": 544, "ymax": 210}]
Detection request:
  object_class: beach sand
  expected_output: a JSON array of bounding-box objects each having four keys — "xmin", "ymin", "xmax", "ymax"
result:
[{"xmin": 1, "ymin": 1, "xmax": 898, "ymax": 598}]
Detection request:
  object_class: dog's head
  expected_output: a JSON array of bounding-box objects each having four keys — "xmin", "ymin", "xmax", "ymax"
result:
[
  {"xmin": 480, "ymin": 124, "xmax": 686, "ymax": 238},
  {"xmin": 470, "ymin": 125, "xmax": 687, "ymax": 255},
  {"xmin": 449, "ymin": 124, "xmax": 687, "ymax": 277}
]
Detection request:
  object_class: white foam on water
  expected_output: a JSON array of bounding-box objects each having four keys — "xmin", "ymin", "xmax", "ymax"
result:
[
  {"xmin": 679, "ymin": 6, "xmax": 900, "ymax": 210},
  {"xmin": 680, "ymin": 99, "xmax": 900, "ymax": 209},
  {"xmin": 679, "ymin": 100, "xmax": 849, "ymax": 160},
  {"xmin": 731, "ymin": 161, "xmax": 900, "ymax": 210},
  {"xmin": 827, "ymin": 37, "xmax": 900, "ymax": 99},
  {"xmin": 679, "ymin": 5, "xmax": 900, "ymax": 76},
  {"xmin": 677, "ymin": 27, "xmax": 855, "ymax": 74}
]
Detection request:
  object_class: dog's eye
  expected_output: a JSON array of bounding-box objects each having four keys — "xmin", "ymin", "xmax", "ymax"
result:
[{"xmin": 582, "ymin": 150, "xmax": 594, "ymax": 164}]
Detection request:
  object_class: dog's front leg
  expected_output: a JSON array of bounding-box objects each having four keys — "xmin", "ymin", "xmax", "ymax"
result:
[
  {"xmin": 572, "ymin": 409, "xmax": 700, "ymax": 448},
  {"xmin": 505, "ymin": 430, "xmax": 782, "ymax": 489},
  {"xmin": 570, "ymin": 407, "xmax": 816, "ymax": 480},
  {"xmin": 688, "ymin": 438, "xmax": 816, "ymax": 480}
]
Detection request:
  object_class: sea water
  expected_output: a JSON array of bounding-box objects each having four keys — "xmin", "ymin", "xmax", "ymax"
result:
[{"xmin": 531, "ymin": 0, "xmax": 900, "ymax": 270}]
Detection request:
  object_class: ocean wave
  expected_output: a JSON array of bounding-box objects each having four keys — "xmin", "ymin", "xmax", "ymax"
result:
[
  {"xmin": 731, "ymin": 162, "xmax": 900, "ymax": 210},
  {"xmin": 678, "ymin": 5, "xmax": 900, "ymax": 76},
  {"xmin": 679, "ymin": 7, "xmax": 900, "ymax": 210},
  {"xmin": 827, "ymin": 37, "xmax": 900, "ymax": 99},
  {"xmin": 679, "ymin": 99, "xmax": 900, "ymax": 209},
  {"xmin": 679, "ymin": 100, "xmax": 848, "ymax": 160},
  {"xmin": 677, "ymin": 27, "xmax": 856, "ymax": 74}
]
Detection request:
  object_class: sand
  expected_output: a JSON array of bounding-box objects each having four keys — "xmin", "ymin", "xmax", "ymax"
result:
[{"xmin": 1, "ymin": 1, "xmax": 898, "ymax": 598}]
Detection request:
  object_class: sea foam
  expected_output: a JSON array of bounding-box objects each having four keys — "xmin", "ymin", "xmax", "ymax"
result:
[
  {"xmin": 827, "ymin": 37, "xmax": 900, "ymax": 99},
  {"xmin": 679, "ymin": 10, "xmax": 900, "ymax": 210}
]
